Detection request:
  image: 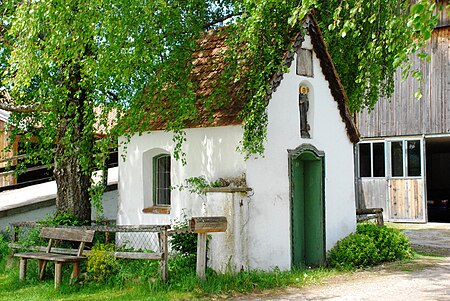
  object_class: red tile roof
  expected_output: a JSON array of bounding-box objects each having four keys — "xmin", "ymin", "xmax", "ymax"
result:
[{"xmin": 144, "ymin": 14, "xmax": 359, "ymax": 143}]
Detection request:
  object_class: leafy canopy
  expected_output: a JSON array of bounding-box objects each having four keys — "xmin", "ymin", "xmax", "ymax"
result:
[{"xmin": 0, "ymin": 0, "xmax": 442, "ymax": 165}]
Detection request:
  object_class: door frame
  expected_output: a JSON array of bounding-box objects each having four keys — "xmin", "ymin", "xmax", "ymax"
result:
[
  {"xmin": 385, "ymin": 137, "xmax": 426, "ymax": 222},
  {"xmin": 288, "ymin": 143, "xmax": 326, "ymax": 268}
]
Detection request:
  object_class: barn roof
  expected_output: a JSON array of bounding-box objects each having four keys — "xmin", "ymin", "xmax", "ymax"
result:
[{"xmin": 146, "ymin": 14, "xmax": 360, "ymax": 143}]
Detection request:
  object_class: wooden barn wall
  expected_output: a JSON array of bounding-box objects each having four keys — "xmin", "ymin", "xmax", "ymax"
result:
[
  {"xmin": 357, "ymin": 179, "xmax": 388, "ymax": 219},
  {"xmin": 356, "ymin": 26, "xmax": 450, "ymax": 138},
  {"xmin": 437, "ymin": 0, "xmax": 449, "ymax": 28},
  {"xmin": 388, "ymin": 179, "xmax": 425, "ymax": 222},
  {"xmin": 0, "ymin": 121, "xmax": 16, "ymax": 187}
]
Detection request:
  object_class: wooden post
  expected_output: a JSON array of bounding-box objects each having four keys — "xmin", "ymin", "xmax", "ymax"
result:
[
  {"xmin": 196, "ymin": 233, "xmax": 207, "ymax": 279},
  {"xmin": 38, "ymin": 259, "xmax": 47, "ymax": 280},
  {"xmin": 376, "ymin": 212, "xmax": 384, "ymax": 227},
  {"xmin": 11, "ymin": 226, "xmax": 18, "ymax": 243},
  {"xmin": 189, "ymin": 217, "xmax": 228, "ymax": 280},
  {"xmin": 158, "ymin": 229, "xmax": 169, "ymax": 282},
  {"xmin": 71, "ymin": 262, "xmax": 80, "ymax": 281},
  {"xmin": 19, "ymin": 258, "xmax": 27, "ymax": 280},
  {"xmin": 54, "ymin": 262, "xmax": 62, "ymax": 289}
]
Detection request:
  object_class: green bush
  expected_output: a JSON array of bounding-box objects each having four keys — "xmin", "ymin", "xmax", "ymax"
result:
[
  {"xmin": 0, "ymin": 232, "xmax": 10, "ymax": 261},
  {"xmin": 171, "ymin": 232, "xmax": 197, "ymax": 257},
  {"xmin": 168, "ymin": 212, "xmax": 198, "ymax": 276},
  {"xmin": 327, "ymin": 232, "xmax": 379, "ymax": 269},
  {"xmin": 169, "ymin": 253, "xmax": 197, "ymax": 277},
  {"xmin": 40, "ymin": 212, "xmax": 85, "ymax": 226},
  {"xmin": 87, "ymin": 244, "xmax": 118, "ymax": 281},
  {"xmin": 113, "ymin": 258, "xmax": 159, "ymax": 284},
  {"xmin": 328, "ymin": 223, "xmax": 413, "ymax": 269},
  {"xmin": 17, "ymin": 213, "xmax": 85, "ymax": 247},
  {"xmin": 15, "ymin": 227, "xmax": 44, "ymax": 247},
  {"xmin": 170, "ymin": 213, "xmax": 197, "ymax": 257},
  {"xmin": 356, "ymin": 223, "xmax": 412, "ymax": 262},
  {"xmin": 87, "ymin": 244, "xmax": 161, "ymax": 284}
]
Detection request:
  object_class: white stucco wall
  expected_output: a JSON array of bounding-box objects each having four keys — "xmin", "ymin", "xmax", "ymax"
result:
[
  {"xmin": 245, "ymin": 34, "xmax": 356, "ymax": 270},
  {"xmin": 118, "ymin": 33, "xmax": 356, "ymax": 272},
  {"xmin": 203, "ymin": 191, "xmax": 250, "ymax": 273},
  {"xmin": 117, "ymin": 126, "xmax": 246, "ymax": 226}
]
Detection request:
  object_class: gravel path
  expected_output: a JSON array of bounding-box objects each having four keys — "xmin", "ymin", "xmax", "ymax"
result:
[
  {"xmin": 231, "ymin": 257, "xmax": 450, "ymax": 301},
  {"xmin": 230, "ymin": 223, "xmax": 450, "ymax": 301}
]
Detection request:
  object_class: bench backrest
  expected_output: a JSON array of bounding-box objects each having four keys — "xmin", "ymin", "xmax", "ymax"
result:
[
  {"xmin": 39, "ymin": 227, "xmax": 95, "ymax": 256},
  {"xmin": 40, "ymin": 227, "xmax": 95, "ymax": 243}
]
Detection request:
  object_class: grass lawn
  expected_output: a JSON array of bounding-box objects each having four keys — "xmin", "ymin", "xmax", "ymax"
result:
[
  {"xmin": 0, "ymin": 255, "xmax": 343, "ymax": 301},
  {"xmin": 0, "ymin": 222, "xmax": 421, "ymax": 300}
]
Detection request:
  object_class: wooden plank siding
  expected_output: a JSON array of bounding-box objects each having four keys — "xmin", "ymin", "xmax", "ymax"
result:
[
  {"xmin": 0, "ymin": 121, "xmax": 17, "ymax": 187},
  {"xmin": 388, "ymin": 179, "xmax": 425, "ymax": 222},
  {"xmin": 357, "ymin": 26, "xmax": 450, "ymax": 138},
  {"xmin": 436, "ymin": 0, "xmax": 450, "ymax": 28},
  {"xmin": 357, "ymin": 179, "xmax": 388, "ymax": 219}
]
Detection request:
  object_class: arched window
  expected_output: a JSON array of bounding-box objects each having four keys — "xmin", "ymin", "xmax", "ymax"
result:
[{"xmin": 153, "ymin": 154, "xmax": 171, "ymax": 206}]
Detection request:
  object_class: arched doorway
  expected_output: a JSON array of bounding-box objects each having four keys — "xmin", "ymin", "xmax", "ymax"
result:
[{"xmin": 289, "ymin": 144, "xmax": 325, "ymax": 268}]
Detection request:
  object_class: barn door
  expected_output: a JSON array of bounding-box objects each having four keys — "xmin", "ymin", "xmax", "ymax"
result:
[
  {"xmin": 389, "ymin": 179, "xmax": 425, "ymax": 221},
  {"xmin": 289, "ymin": 144, "xmax": 325, "ymax": 269},
  {"xmin": 386, "ymin": 139, "xmax": 426, "ymax": 222}
]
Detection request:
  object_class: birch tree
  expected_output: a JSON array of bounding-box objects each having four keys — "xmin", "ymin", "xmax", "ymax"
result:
[{"xmin": 0, "ymin": 0, "xmax": 442, "ymax": 222}]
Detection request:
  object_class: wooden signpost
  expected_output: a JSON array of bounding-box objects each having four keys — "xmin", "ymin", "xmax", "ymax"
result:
[{"xmin": 189, "ymin": 216, "xmax": 227, "ymax": 279}]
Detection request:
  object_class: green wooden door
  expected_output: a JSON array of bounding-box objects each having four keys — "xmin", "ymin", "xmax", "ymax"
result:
[{"xmin": 290, "ymin": 146, "xmax": 325, "ymax": 269}]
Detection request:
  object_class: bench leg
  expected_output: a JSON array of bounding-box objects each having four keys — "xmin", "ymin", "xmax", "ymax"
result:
[
  {"xmin": 70, "ymin": 262, "xmax": 80, "ymax": 283},
  {"xmin": 38, "ymin": 260, "xmax": 48, "ymax": 280},
  {"xmin": 19, "ymin": 258, "xmax": 27, "ymax": 280},
  {"xmin": 54, "ymin": 262, "xmax": 62, "ymax": 289}
]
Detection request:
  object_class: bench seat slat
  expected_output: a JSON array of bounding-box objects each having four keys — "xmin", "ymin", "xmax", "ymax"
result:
[{"xmin": 14, "ymin": 252, "xmax": 87, "ymax": 262}]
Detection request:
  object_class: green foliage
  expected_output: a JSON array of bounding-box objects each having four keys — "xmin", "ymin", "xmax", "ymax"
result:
[
  {"xmin": 170, "ymin": 235, "xmax": 197, "ymax": 262},
  {"xmin": 114, "ymin": 258, "xmax": 159, "ymax": 284},
  {"xmin": 0, "ymin": 253, "xmax": 341, "ymax": 301},
  {"xmin": 328, "ymin": 223, "xmax": 413, "ymax": 269},
  {"xmin": 312, "ymin": 0, "xmax": 439, "ymax": 111},
  {"xmin": 0, "ymin": 233, "xmax": 10, "ymax": 262},
  {"xmin": 168, "ymin": 254, "xmax": 197, "ymax": 278},
  {"xmin": 227, "ymin": 1, "xmax": 300, "ymax": 157},
  {"xmin": 39, "ymin": 212, "xmax": 85, "ymax": 227},
  {"xmin": 356, "ymin": 223, "xmax": 413, "ymax": 262},
  {"xmin": 15, "ymin": 227, "xmax": 44, "ymax": 248},
  {"xmin": 327, "ymin": 232, "xmax": 380, "ymax": 269},
  {"xmin": 225, "ymin": 0, "xmax": 440, "ymax": 155},
  {"xmin": 0, "ymin": 0, "xmax": 442, "ymax": 196},
  {"xmin": 87, "ymin": 244, "xmax": 118, "ymax": 281},
  {"xmin": 181, "ymin": 176, "xmax": 210, "ymax": 195},
  {"xmin": 170, "ymin": 213, "xmax": 198, "ymax": 257},
  {"xmin": 87, "ymin": 244, "xmax": 196, "ymax": 285},
  {"xmin": 89, "ymin": 183, "xmax": 106, "ymax": 221},
  {"xmin": 15, "ymin": 213, "xmax": 85, "ymax": 247},
  {"xmin": 178, "ymin": 176, "xmax": 222, "ymax": 195}
]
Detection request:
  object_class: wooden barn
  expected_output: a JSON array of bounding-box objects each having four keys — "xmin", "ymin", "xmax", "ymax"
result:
[
  {"xmin": 0, "ymin": 109, "xmax": 17, "ymax": 188},
  {"xmin": 355, "ymin": 2, "xmax": 450, "ymax": 223}
]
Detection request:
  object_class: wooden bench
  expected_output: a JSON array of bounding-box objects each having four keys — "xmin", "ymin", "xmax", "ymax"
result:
[
  {"xmin": 356, "ymin": 208, "xmax": 384, "ymax": 226},
  {"xmin": 13, "ymin": 227, "xmax": 95, "ymax": 288}
]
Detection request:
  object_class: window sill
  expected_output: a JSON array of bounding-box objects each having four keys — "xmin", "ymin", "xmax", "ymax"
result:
[{"xmin": 142, "ymin": 206, "xmax": 171, "ymax": 214}]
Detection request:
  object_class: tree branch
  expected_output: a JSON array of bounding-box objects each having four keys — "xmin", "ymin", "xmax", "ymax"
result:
[
  {"xmin": 203, "ymin": 12, "xmax": 243, "ymax": 29},
  {"xmin": 0, "ymin": 90, "xmax": 43, "ymax": 113},
  {"xmin": 0, "ymin": 24, "xmax": 9, "ymax": 47}
]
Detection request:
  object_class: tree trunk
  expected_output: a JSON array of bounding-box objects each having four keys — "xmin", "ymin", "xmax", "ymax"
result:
[
  {"xmin": 53, "ymin": 145, "xmax": 92, "ymax": 223},
  {"xmin": 53, "ymin": 64, "xmax": 93, "ymax": 223}
]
